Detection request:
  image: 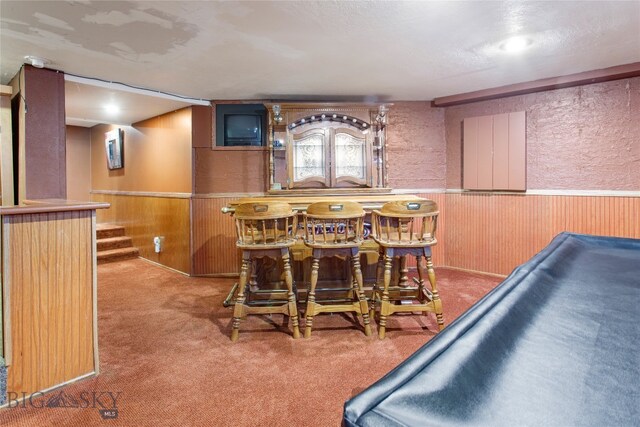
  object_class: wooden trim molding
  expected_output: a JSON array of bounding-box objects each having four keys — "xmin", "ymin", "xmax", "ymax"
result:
[
  {"xmin": 0, "ymin": 371, "xmax": 96, "ymax": 409},
  {"xmin": 446, "ymin": 189, "xmax": 640, "ymax": 198},
  {"xmin": 91, "ymin": 212, "xmax": 100, "ymax": 374},
  {"xmin": 91, "ymin": 190, "xmax": 192, "ymax": 199},
  {"xmin": 432, "ymin": 62, "xmax": 640, "ymax": 107},
  {"xmin": 2, "ymin": 219, "xmax": 12, "ymax": 366},
  {"xmin": 192, "ymin": 189, "xmax": 448, "ymax": 199},
  {"xmin": 391, "ymin": 188, "xmax": 446, "ymax": 194},
  {"xmin": 193, "ymin": 192, "xmax": 269, "ymax": 199},
  {"xmin": 525, "ymin": 189, "xmax": 640, "ymax": 198},
  {"xmin": 0, "ymin": 200, "xmax": 109, "ymax": 215}
]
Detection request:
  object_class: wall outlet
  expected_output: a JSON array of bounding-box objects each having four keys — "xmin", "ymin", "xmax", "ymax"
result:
[{"xmin": 153, "ymin": 236, "xmax": 165, "ymax": 253}]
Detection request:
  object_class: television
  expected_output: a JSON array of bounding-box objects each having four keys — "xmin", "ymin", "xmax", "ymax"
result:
[
  {"xmin": 224, "ymin": 114, "xmax": 263, "ymax": 146},
  {"xmin": 215, "ymin": 104, "xmax": 266, "ymax": 147}
]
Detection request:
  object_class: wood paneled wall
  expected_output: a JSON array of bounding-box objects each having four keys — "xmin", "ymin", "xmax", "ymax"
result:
[
  {"xmin": 445, "ymin": 193, "xmax": 640, "ymax": 276},
  {"xmin": 194, "ymin": 149, "xmax": 268, "ymax": 194},
  {"xmin": 93, "ymin": 193, "xmax": 191, "ymax": 274},
  {"xmin": 416, "ymin": 193, "xmax": 446, "ymax": 266},
  {"xmin": 3, "ymin": 210, "xmax": 96, "ymax": 395},
  {"xmin": 192, "ymin": 196, "xmax": 240, "ymax": 275},
  {"xmin": 90, "ymin": 108, "xmax": 192, "ymax": 194}
]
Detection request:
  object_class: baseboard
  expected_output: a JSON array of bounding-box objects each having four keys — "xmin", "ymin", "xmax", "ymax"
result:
[
  {"xmin": 0, "ymin": 371, "xmax": 96, "ymax": 409},
  {"xmin": 437, "ymin": 265, "xmax": 508, "ymax": 279},
  {"xmin": 137, "ymin": 257, "xmax": 190, "ymax": 277}
]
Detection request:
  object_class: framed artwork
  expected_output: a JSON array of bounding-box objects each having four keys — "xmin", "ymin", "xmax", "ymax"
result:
[{"xmin": 105, "ymin": 128, "xmax": 124, "ymax": 170}]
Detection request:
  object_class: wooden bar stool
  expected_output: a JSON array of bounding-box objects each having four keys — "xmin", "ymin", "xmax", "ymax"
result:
[
  {"xmin": 302, "ymin": 201, "xmax": 372, "ymax": 338},
  {"xmin": 370, "ymin": 200, "xmax": 444, "ymax": 339},
  {"xmin": 229, "ymin": 202, "xmax": 301, "ymax": 342}
]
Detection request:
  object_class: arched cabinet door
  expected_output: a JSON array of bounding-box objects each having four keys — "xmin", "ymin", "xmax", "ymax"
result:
[
  {"xmin": 288, "ymin": 128, "xmax": 331, "ymax": 188},
  {"xmin": 331, "ymin": 128, "xmax": 372, "ymax": 187}
]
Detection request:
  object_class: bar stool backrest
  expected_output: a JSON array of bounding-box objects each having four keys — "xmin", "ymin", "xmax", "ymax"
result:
[
  {"xmin": 303, "ymin": 201, "xmax": 365, "ymax": 247},
  {"xmin": 234, "ymin": 202, "xmax": 298, "ymax": 248},
  {"xmin": 372, "ymin": 200, "xmax": 438, "ymax": 246}
]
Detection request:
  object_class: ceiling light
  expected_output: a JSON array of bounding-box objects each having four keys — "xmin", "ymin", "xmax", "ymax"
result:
[
  {"xmin": 104, "ymin": 104, "xmax": 120, "ymax": 115},
  {"xmin": 499, "ymin": 36, "xmax": 532, "ymax": 53}
]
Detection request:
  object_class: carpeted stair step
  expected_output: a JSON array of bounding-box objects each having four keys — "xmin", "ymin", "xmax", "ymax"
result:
[
  {"xmin": 97, "ymin": 247, "xmax": 139, "ymax": 264},
  {"xmin": 96, "ymin": 224, "xmax": 126, "ymax": 239},
  {"xmin": 96, "ymin": 223, "xmax": 139, "ymax": 264},
  {"xmin": 97, "ymin": 236, "xmax": 133, "ymax": 251}
]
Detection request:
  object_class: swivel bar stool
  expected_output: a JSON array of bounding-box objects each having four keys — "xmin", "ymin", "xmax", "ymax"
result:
[
  {"xmin": 229, "ymin": 202, "xmax": 301, "ymax": 342},
  {"xmin": 302, "ymin": 201, "xmax": 372, "ymax": 338},
  {"xmin": 370, "ymin": 200, "xmax": 444, "ymax": 339}
]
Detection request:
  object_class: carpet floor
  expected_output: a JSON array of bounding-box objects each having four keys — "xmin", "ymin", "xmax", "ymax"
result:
[{"xmin": 0, "ymin": 259, "xmax": 502, "ymax": 427}]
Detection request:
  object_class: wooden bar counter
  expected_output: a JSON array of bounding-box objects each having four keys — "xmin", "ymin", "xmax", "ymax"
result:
[
  {"xmin": 221, "ymin": 193, "xmax": 425, "ymax": 214},
  {"xmin": 1, "ymin": 199, "xmax": 109, "ymax": 400}
]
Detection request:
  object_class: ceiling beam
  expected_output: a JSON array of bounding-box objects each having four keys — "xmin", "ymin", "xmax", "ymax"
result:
[{"xmin": 432, "ymin": 62, "xmax": 640, "ymax": 107}]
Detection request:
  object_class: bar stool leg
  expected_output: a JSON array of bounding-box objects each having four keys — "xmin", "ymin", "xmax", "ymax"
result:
[
  {"xmin": 370, "ymin": 247, "xmax": 384, "ymax": 320},
  {"xmin": 378, "ymin": 249, "xmax": 393, "ymax": 339},
  {"xmin": 231, "ymin": 253, "xmax": 251, "ymax": 342},
  {"xmin": 425, "ymin": 252, "xmax": 444, "ymax": 331},
  {"xmin": 282, "ymin": 248, "xmax": 300, "ymax": 339},
  {"xmin": 352, "ymin": 249, "xmax": 371, "ymax": 336},
  {"xmin": 250, "ymin": 258, "xmax": 259, "ymax": 292},
  {"xmin": 304, "ymin": 256, "xmax": 320, "ymax": 338},
  {"xmin": 416, "ymin": 255, "xmax": 426, "ymax": 303},
  {"xmin": 399, "ymin": 255, "xmax": 409, "ymax": 287}
]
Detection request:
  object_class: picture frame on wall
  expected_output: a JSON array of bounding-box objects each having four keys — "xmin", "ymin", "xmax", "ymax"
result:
[{"xmin": 105, "ymin": 128, "xmax": 124, "ymax": 170}]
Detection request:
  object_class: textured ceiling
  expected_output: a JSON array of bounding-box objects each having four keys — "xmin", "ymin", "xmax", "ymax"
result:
[{"xmin": 2, "ymin": 0, "xmax": 639, "ymax": 102}]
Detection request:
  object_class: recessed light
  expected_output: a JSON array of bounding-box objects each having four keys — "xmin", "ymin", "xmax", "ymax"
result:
[
  {"xmin": 499, "ymin": 36, "xmax": 532, "ymax": 53},
  {"xmin": 104, "ymin": 104, "xmax": 120, "ymax": 115}
]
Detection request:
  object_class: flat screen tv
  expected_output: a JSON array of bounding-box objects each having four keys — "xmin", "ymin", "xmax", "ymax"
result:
[{"xmin": 224, "ymin": 114, "xmax": 263, "ymax": 146}]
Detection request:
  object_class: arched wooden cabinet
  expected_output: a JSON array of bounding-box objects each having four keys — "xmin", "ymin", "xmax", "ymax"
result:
[{"xmin": 266, "ymin": 103, "xmax": 390, "ymax": 193}]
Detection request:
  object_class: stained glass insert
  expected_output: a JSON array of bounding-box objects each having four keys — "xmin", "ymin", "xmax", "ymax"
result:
[
  {"xmin": 335, "ymin": 133, "xmax": 365, "ymax": 179},
  {"xmin": 293, "ymin": 134, "xmax": 325, "ymax": 181}
]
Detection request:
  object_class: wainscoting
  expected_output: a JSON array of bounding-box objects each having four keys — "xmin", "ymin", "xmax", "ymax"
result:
[
  {"xmin": 192, "ymin": 196, "xmax": 241, "ymax": 276},
  {"xmin": 444, "ymin": 192, "xmax": 640, "ymax": 275},
  {"xmin": 2, "ymin": 207, "xmax": 100, "ymax": 396},
  {"xmin": 92, "ymin": 192, "xmax": 191, "ymax": 274},
  {"xmin": 190, "ymin": 191, "xmax": 638, "ymax": 277}
]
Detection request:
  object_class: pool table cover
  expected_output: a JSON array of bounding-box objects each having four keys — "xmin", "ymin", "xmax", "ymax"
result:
[{"xmin": 343, "ymin": 233, "xmax": 640, "ymax": 426}]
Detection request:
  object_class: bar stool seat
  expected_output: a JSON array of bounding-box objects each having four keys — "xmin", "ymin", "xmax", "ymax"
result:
[
  {"xmin": 370, "ymin": 200, "xmax": 444, "ymax": 339},
  {"xmin": 302, "ymin": 201, "xmax": 372, "ymax": 338},
  {"xmin": 229, "ymin": 202, "xmax": 301, "ymax": 342}
]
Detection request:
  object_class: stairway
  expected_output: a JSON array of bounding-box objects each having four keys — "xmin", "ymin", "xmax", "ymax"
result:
[{"xmin": 96, "ymin": 224, "xmax": 139, "ymax": 264}]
